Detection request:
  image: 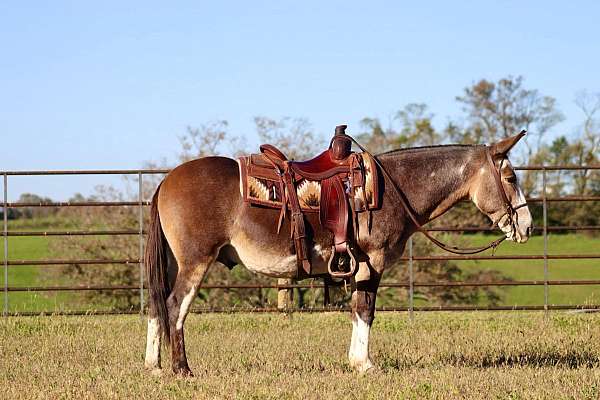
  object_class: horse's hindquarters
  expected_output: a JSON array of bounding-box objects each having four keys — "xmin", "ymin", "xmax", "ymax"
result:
[{"xmin": 158, "ymin": 156, "xmax": 242, "ymax": 267}]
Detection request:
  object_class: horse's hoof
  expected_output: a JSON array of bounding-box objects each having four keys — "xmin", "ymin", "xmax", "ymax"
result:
[
  {"xmin": 144, "ymin": 362, "xmax": 163, "ymax": 376},
  {"xmin": 355, "ymin": 361, "xmax": 376, "ymax": 374},
  {"xmin": 173, "ymin": 367, "xmax": 194, "ymax": 378},
  {"xmin": 359, "ymin": 364, "xmax": 377, "ymax": 374}
]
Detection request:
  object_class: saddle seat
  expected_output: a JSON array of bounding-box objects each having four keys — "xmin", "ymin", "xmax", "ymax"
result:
[
  {"xmin": 261, "ymin": 145, "xmax": 354, "ymax": 181},
  {"xmin": 239, "ymin": 125, "xmax": 380, "ymax": 279}
]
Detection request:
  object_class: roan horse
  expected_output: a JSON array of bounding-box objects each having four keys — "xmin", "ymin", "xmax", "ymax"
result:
[{"xmin": 143, "ymin": 132, "xmax": 532, "ymax": 376}]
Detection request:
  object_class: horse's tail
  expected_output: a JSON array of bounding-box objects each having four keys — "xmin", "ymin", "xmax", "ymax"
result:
[{"xmin": 145, "ymin": 183, "xmax": 171, "ymax": 343}]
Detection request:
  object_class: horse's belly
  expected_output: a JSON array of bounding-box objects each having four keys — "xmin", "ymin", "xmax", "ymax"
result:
[
  {"xmin": 229, "ymin": 231, "xmax": 330, "ymax": 278},
  {"xmin": 230, "ymin": 234, "xmax": 297, "ymax": 277}
]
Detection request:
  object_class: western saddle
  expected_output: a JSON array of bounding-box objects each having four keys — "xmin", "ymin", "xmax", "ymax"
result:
[{"xmin": 238, "ymin": 125, "xmax": 379, "ymax": 279}]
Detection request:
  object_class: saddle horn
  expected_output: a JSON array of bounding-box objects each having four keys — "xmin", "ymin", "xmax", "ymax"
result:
[{"xmin": 330, "ymin": 124, "xmax": 352, "ymax": 161}]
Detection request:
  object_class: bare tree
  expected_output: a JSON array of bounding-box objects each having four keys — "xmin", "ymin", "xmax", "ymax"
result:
[
  {"xmin": 178, "ymin": 121, "xmax": 243, "ymax": 162},
  {"xmin": 357, "ymin": 103, "xmax": 442, "ymax": 153},
  {"xmin": 396, "ymin": 103, "xmax": 441, "ymax": 146},
  {"xmin": 254, "ymin": 116, "xmax": 325, "ymax": 159},
  {"xmin": 574, "ymin": 91, "xmax": 600, "ymax": 178},
  {"xmin": 456, "ymin": 76, "xmax": 564, "ymax": 158}
]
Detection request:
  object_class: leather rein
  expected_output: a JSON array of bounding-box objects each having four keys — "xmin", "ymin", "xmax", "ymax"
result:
[{"xmin": 348, "ymin": 136, "xmax": 527, "ymax": 255}]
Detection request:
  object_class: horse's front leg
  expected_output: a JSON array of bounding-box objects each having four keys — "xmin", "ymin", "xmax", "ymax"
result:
[{"xmin": 348, "ymin": 252, "xmax": 382, "ymax": 373}]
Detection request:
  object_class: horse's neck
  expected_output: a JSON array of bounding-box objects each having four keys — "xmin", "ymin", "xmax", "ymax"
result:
[{"xmin": 380, "ymin": 147, "xmax": 480, "ymax": 224}]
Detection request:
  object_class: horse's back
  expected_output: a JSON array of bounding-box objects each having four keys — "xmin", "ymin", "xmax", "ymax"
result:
[
  {"xmin": 157, "ymin": 156, "xmax": 242, "ymax": 263},
  {"xmin": 161, "ymin": 156, "xmax": 240, "ymax": 196}
]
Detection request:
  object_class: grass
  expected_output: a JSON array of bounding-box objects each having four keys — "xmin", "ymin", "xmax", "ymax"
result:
[
  {"xmin": 2, "ymin": 217, "xmax": 78, "ymax": 312},
  {"xmin": 1, "ymin": 312, "xmax": 600, "ymax": 399},
  {"xmin": 2, "ymin": 235, "xmax": 71, "ymax": 311},
  {"xmin": 451, "ymin": 233, "xmax": 600, "ymax": 306}
]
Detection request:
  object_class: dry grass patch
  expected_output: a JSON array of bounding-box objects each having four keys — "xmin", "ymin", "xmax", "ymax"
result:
[{"xmin": 1, "ymin": 312, "xmax": 599, "ymax": 399}]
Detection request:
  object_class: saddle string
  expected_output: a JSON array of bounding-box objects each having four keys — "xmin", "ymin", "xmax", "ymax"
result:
[{"xmin": 345, "ymin": 135, "xmax": 520, "ymax": 255}]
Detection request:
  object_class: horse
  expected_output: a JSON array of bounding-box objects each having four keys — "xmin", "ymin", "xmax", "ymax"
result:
[{"xmin": 143, "ymin": 132, "xmax": 532, "ymax": 376}]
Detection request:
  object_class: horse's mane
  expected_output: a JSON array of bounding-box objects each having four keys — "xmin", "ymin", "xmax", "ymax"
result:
[{"xmin": 377, "ymin": 143, "xmax": 485, "ymax": 157}]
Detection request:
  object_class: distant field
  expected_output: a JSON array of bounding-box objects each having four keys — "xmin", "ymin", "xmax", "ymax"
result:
[
  {"xmin": 1, "ymin": 312, "xmax": 599, "ymax": 399},
  {"xmin": 2, "ymin": 217, "xmax": 599, "ymax": 312},
  {"xmin": 3, "ymin": 235, "xmax": 67, "ymax": 311},
  {"xmin": 3, "ymin": 218, "xmax": 83, "ymax": 312},
  {"xmin": 452, "ymin": 233, "xmax": 600, "ymax": 306}
]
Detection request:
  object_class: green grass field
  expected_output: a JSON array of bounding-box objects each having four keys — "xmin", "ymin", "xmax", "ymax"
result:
[
  {"xmin": 451, "ymin": 233, "xmax": 600, "ymax": 306},
  {"xmin": 1, "ymin": 312, "xmax": 599, "ymax": 399},
  {"xmin": 2, "ymin": 218, "xmax": 79, "ymax": 312},
  {"xmin": 2, "ymin": 221, "xmax": 599, "ymax": 312}
]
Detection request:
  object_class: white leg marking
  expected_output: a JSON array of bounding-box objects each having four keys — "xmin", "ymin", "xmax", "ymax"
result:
[
  {"xmin": 348, "ymin": 313, "xmax": 374, "ymax": 373},
  {"xmin": 348, "ymin": 318, "xmax": 358, "ymax": 362},
  {"xmin": 144, "ymin": 317, "xmax": 162, "ymax": 370},
  {"xmin": 176, "ymin": 288, "xmax": 197, "ymax": 330}
]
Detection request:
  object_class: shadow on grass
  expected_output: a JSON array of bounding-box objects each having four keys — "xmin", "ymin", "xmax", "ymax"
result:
[{"xmin": 380, "ymin": 351, "xmax": 600, "ymax": 371}]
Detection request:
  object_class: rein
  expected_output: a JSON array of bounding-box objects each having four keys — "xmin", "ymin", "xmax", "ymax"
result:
[{"xmin": 346, "ymin": 136, "xmax": 526, "ymax": 255}]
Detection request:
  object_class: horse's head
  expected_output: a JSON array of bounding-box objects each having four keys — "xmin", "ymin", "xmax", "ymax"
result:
[{"xmin": 469, "ymin": 132, "xmax": 533, "ymax": 243}]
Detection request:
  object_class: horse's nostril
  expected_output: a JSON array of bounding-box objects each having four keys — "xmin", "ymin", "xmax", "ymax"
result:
[{"xmin": 526, "ymin": 226, "xmax": 532, "ymax": 236}]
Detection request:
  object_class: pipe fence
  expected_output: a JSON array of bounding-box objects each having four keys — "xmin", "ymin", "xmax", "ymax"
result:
[{"xmin": 1, "ymin": 165, "xmax": 600, "ymax": 316}]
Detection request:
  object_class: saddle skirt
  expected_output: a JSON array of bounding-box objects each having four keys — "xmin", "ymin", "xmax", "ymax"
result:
[{"xmin": 238, "ymin": 152, "xmax": 379, "ymax": 213}]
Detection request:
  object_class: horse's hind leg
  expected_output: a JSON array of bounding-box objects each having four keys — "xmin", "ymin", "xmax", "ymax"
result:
[
  {"xmin": 144, "ymin": 305, "xmax": 163, "ymax": 373},
  {"xmin": 167, "ymin": 260, "xmax": 211, "ymax": 376}
]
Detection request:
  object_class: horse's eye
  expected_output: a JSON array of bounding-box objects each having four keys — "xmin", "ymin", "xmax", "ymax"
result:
[{"xmin": 506, "ymin": 175, "xmax": 517, "ymax": 184}]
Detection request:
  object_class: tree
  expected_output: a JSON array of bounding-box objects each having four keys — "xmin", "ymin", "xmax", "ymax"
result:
[
  {"xmin": 3, "ymin": 193, "xmax": 58, "ymax": 220},
  {"xmin": 573, "ymin": 91, "xmax": 600, "ymax": 196},
  {"xmin": 357, "ymin": 103, "xmax": 442, "ymax": 153},
  {"xmin": 396, "ymin": 103, "xmax": 440, "ymax": 146},
  {"xmin": 455, "ymin": 76, "xmax": 564, "ymax": 160},
  {"xmin": 178, "ymin": 121, "xmax": 247, "ymax": 162},
  {"xmin": 254, "ymin": 116, "xmax": 324, "ymax": 160}
]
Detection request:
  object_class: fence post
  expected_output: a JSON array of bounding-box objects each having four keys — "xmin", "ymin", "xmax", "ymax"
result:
[
  {"xmin": 138, "ymin": 172, "xmax": 144, "ymax": 317},
  {"xmin": 542, "ymin": 168, "xmax": 548, "ymax": 314},
  {"xmin": 277, "ymin": 279, "xmax": 293, "ymax": 311},
  {"xmin": 408, "ymin": 236, "xmax": 414, "ymax": 322},
  {"xmin": 3, "ymin": 173, "xmax": 8, "ymax": 316}
]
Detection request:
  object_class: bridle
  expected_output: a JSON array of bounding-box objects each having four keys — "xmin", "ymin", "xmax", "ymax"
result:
[
  {"xmin": 348, "ymin": 135, "xmax": 528, "ymax": 255},
  {"xmin": 484, "ymin": 146, "xmax": 528, "ymax": 240}
]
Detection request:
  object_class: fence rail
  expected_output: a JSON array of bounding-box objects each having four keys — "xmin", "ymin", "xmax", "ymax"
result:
[
  {"xmin": 3, "ymin": 253, "xmax": 600, "ymax": 267},
  {"xmin": 4, "ymin": 196, "xmax": 600, "ymax": 208},
  {"xmin": 6, "ymin": 279, "xmax": 600, "ymax": 292},
  {"xmin": 2, "ymin": 165, "xmax": 600, "ymax": 316}
]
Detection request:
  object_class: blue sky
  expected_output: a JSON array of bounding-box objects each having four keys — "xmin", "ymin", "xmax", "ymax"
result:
[{"xmin": 1, "ymin": 1, "xmax": 599, "ymax": 200}]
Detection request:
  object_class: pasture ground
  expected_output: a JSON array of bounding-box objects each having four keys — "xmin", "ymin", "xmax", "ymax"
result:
[{"xmin": 1, "ymin": 312, "xmax": 599, "ymax": 399}]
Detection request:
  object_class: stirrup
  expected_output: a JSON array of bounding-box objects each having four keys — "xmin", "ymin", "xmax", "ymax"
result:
[{"xmin": 327, "ymin": 245, "xmax": 358, "ymax": 279}]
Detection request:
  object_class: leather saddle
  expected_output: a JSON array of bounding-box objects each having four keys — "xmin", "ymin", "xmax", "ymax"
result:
[{"xmin": 239, "ymin": 125, "xmax": 379, "ymax": 279}]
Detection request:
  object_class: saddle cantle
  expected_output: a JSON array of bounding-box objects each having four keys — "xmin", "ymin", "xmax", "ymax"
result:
[{"xmin": 238, "ymin": 125, "xmax": 380, "ymax": 279}]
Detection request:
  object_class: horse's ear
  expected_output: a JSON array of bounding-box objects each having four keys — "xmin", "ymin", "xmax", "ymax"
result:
[{"xmin": 490, "ymin": 130, "xmax": 526, "ymax": 156}]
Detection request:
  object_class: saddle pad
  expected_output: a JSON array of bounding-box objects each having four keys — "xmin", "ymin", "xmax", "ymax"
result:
[{"xmin": 237, "ymin": 152, "xmax": 379, "ymax": 212}]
